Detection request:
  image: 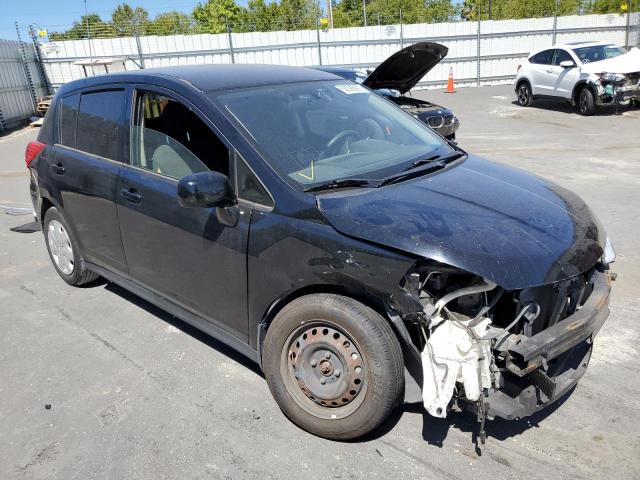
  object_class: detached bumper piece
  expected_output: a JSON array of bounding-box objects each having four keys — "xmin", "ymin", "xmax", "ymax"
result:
[{"xmin": 487, "ymin": 270, "xmax": 612, "ymax": 420}]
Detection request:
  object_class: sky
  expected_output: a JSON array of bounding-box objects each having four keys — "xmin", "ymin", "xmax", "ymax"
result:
[{"xmin": 0, "ymin": 0, "xmax": 210, "ymax": 40}]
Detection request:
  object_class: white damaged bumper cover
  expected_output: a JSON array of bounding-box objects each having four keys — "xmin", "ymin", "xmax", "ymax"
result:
[{"xmin": 421, "ymin": 269, "xmax": 612, "ymax": 421}]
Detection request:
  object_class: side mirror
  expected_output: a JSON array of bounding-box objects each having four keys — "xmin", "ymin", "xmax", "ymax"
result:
[
  {"xmin": 178, "ymin": 171, "xmax": 236, "ymax": 208},
  {"xmin": 559, "ymin": 60, "xmax": 575, "ymax": 68}
]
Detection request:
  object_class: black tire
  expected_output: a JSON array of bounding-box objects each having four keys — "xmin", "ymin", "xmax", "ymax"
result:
[
  {"xmin": 262, "ymin": 294, "xmax": 404, "ymax": 440},
  {"xmin": 578, "ymin": 87, "xmax": 596, "ymax": 115},
  {"xmin": 43, "ymin": 207, "xmax": 99, "ymax": 286},
  {"xmin": 516, "ymin": 81, "xmax": 534, "ymax": 107}
]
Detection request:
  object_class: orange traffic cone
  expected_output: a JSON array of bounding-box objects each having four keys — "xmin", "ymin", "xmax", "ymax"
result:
[{"xmin": 445, "ymin": 66, "xmax": 456, "ymax": 93}]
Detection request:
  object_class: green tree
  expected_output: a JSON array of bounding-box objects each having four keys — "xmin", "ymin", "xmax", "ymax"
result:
[
  {"xmin": 278, "ymin": 0, "xmax": 321, "ymax": 29},
  {"xmin": 366, "ymin": 0, "xmax": 458, "ymax": 24},
  {"xmin": 49, "ymin": 14, "xmax": 115, "ymax": 40},
  {"xmin": 148, "ymin": 11, "xmax": 196, "ymax": 35},
  {"xmin": 240, "ymin": 0, "xmax": 283, "ymax": 31},
  {"xmin": 332, "ymin": 0, "xmax": 364, "ymax": 27},
  {"xmin": 193, "ymin": 0, "xmax": 244, "ymax": 33},
  {"xmin": 584, "ymin": 0, "xmax": 633, "ymax": 14},
  {"xmin": 111, "ymin": 3, "xmax": 150, "ymax": 35},
  {"xmin": 461, "ymin": 0, "xmax": 582, "ymax": 20}
]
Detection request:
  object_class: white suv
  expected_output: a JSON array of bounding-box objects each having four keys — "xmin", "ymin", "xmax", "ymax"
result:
[{"xmin": 514, "ymin": 41, "xmax": 640, "ymax": 115}]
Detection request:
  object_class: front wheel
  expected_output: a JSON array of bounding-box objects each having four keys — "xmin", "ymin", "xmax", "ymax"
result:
[
  {"xmin": 262, "ymin": 294, "xmax": 404, "ymax": 440},
  {"xmin": 578, "ymin": 87, "xmax": 596, "ymax": 115},
  {"xmin": 517, "ymin": 82, "xmax": 533, "ymax": 107}
]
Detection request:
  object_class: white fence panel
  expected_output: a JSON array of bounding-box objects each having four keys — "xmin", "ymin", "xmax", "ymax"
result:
[{"xmin": 39, "ymin": 13, "xmax": 636, "ymax": 91}]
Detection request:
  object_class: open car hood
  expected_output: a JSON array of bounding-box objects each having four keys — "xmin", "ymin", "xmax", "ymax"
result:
[
  {"xmin": 362, "ymin": 42, "xmax": 448, "ymax": 94},
  {"xmin": 581, "ymin": 47, "xmax": 640, "ymax": 74},
  {"xmin": 317, "ymin": 156, "xmax": 605, "ymax": 290}
]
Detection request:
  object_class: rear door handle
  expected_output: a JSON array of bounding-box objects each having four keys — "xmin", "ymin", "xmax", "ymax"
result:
[
  {"xmin": 51, "ymin": 163, "xmax": 65, "ymax": 175},
  {"xmin": 120, "ymin": 188, "xmax": 142, "ymax": 203}
]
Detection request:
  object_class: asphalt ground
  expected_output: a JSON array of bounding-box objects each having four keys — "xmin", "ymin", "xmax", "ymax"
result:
[{"xmin": 1, "ymin": 84, "xmax": 639, "ymax": 479}]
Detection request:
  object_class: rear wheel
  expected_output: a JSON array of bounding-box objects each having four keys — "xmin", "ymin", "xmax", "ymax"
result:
[
  {"xmin": 43, "ymin": 207, "xmax": 99, "ymax": 286},
  {"xmin": 578, "ymin": 87, "xmax": 596, "ymax": 115},
  {"xmin": 517, "ymin": 82, "xmax": 533, "ymax": 107},
  {"xmin": 262, "ymin": 294, "xmax": 404, "ymax": 440}
]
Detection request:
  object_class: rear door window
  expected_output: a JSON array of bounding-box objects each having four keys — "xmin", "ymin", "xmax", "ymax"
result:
[
  {"xmin": 76, "ymin": 89, "xmax": 128, "ymax": 161},
  {"xmin": 530, "ymin": 49, "xmax": 554, "ymax": 65}
]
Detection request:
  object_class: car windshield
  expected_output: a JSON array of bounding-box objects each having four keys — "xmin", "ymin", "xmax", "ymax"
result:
[
  {"xmin": 211, "ymin": 80, "xmax": 449, "ymax": 189},
  {"xmin": 572, "ymin": 45, "xmax": 626, "ymax": 64}
]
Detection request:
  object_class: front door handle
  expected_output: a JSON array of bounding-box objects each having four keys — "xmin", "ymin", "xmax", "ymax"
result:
[
  {"xmin": 120, "ymin": 188, "xmax": 142, "ymax": 203},
  {"xmin": 51, "ymin": 163, "xmax": 65, "ymax": 175}
]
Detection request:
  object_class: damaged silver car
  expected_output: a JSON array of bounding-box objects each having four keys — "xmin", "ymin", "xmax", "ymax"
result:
[{"xmin": 515, "ymin": 41, "xmax": 640, "ymax": 115}]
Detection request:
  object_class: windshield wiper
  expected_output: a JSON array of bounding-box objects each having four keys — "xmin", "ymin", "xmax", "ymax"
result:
[
  {"xmin": 304, "ymin": 178, "xmax": 372, "ymax": 193},
  {"xmin": 379, "ymin": 161, "xmax": 447, "ymax": 187},
  {"xmin": 402, "ymin": 151, "xmax": 466, "ymax": 172}
]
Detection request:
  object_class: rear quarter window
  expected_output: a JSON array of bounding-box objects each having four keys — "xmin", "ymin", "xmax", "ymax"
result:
[
  {"xmin": 58, "ymin": 94, "xmax": 80, "ymax": 148},
  {"xmin": 37, "ymin": 95, "xmax": 58, "ymax": 145},
  {"xmin": 76, "ymin": 89, "xmax": 128, "ymax": 161},
  {"xmin": 530, "ymin": 49, "xmax": 554, "ymax": 65}
]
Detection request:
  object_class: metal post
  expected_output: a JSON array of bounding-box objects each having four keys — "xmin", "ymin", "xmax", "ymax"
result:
[
  {"xmin": 28, "ymin": 24, "xmax": 52, "ymax": 95},
  {"xmin": 624, "ymin": 6, "xmax": 631, "ymax": 49},
  {"xmin": 476, "ymin": 15, "xmax": 481, "ymax": 86},
  {"xmin": 226, "ymin": 20, "xmax": 235, "ymax": 64},
  {"xmin": 15, "ymin": 22, "xmax": 38, "ymax": 112},
  {"xmin": 399, "ymin": 8, "xmax": 404, "ymax": 48},
  {"xmin": 135, "ymin": 33, "xmax": 145, "ymax": 69},
  {"xmin": 84, "ymin": 0, "xmax": 94, "ymax": 62},
  {"xmin": 0, "ymin": 106, "xmax": 6, "ymax": 133},
  {"xmin": 552, "ymin": 0, "xmax": 559, "ymax": 44},
  {"xmin": 363, "ymin": 0, "xmax": 367, "ymax": 27},
  {"xmin": 316, "ymin": 17, "xmax": 323, "ymax": 65}
]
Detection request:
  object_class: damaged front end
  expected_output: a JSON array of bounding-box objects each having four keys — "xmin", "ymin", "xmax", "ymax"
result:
[
  {"xmin": 398, "ymin": 259, "xmax": 613, "ymax": 436},
  {"xmin": 591, "ymin": 71, "xmax": 640, "ymax": 106}
]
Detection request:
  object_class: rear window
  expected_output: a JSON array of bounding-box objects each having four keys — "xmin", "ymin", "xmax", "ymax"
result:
[
  {"xmin": 530, "ymin": 49, "xmax": 554, "ymax": 65},
  {"xmin": 76, "ymin": 89, "xmax": 127, "ymax": 161}
]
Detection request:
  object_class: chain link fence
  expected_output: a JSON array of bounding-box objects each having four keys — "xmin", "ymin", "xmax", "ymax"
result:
[
  {"xmin": 0, "ymin": 1, "xmax": 634, "ymax": 112},
  {"xmin": 34, "ymin": 9, "xmax": 638, "ymax": 91},
  {"xmin": 0, "ymin": 28, "xmax": 50, "ymax": 132}
]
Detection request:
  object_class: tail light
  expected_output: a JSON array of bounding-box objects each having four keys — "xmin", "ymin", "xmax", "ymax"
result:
[
  {"xmin": 517, "ymin": 64, "xmax": 522, "ymax": 72},
  {"xmin": 25, "ymin": 141, "xmax": 45, "ymax": 168}
]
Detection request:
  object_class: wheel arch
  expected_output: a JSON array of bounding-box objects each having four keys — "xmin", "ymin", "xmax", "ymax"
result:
[
  {"xmin": 39, "ymin": 197, "xmax": 55, "ymax": 226},
  {"xmin": 515, "ymin": 77, "xmax": 531, "ymax": 92},
  {"xmin": 572, "ymin": 81, "xmax": 597, "ymax": 106},
  {"xmin": 257, "ymin": 284, "xmax": 392, "ymax": 365}
]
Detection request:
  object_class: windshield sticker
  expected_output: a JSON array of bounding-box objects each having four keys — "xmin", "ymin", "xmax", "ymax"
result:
[{"xmin": 334, "ymin": 84, "xmax": 367, "ymax": 95}]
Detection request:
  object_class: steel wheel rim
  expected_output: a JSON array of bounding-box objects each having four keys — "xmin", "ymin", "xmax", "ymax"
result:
[
  {"xmin": 518, "ymin": 85, "xmax": 529, "ymax": 105},
  {"xmin": 48, "ymin": 220, "xmax": 74, "ymax": 275},
  {"xmin": 281, "ymin": 321, "xmax": 368, "ymax": 419}
]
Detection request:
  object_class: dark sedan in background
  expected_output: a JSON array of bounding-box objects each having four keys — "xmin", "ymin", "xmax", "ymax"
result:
[{"xmin": 312, "ymin": 42, "xmax": 459, "ymax": 140}]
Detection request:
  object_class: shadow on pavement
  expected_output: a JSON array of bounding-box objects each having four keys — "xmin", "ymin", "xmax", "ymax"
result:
[
  {"xmin": 364, "ymin": 386, "xmax": 575, "ymax": 448},
  {"xmin": 511, "ymin": 99, "xmax": 637, "ymax": 116},
  {"xmin": 92, "ymin": 277, "xmax": 577, "ymax": 446},
  {"xmin": 101, "ymin": 280, "xmax": 265, "ymax": 378}
]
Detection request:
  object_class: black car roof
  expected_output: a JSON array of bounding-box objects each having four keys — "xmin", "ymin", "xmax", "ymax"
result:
[{"xmin": 57, "ymin": 64, "xmax": 339, "ymax": 95}]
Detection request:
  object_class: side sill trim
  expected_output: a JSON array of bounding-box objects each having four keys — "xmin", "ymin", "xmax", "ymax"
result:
[{"xmin": 86, "ymin": 262, "xmax": 261, "ymax": 365}]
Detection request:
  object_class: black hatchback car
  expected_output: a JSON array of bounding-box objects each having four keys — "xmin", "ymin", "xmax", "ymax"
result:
[{"xmin": 27, "ymin": 64, "xmax": 614, "ymax": 441}]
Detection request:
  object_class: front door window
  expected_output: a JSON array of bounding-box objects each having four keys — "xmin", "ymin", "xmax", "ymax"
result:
[{"xmin": 132, "ymin": 91, "xmax": 229, "ymax": 179}]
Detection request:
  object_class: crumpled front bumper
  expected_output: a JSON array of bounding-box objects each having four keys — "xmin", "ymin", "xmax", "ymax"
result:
[{"xmin": 485, "ymin": 269, "xmax": 612, "ymax": 420}]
